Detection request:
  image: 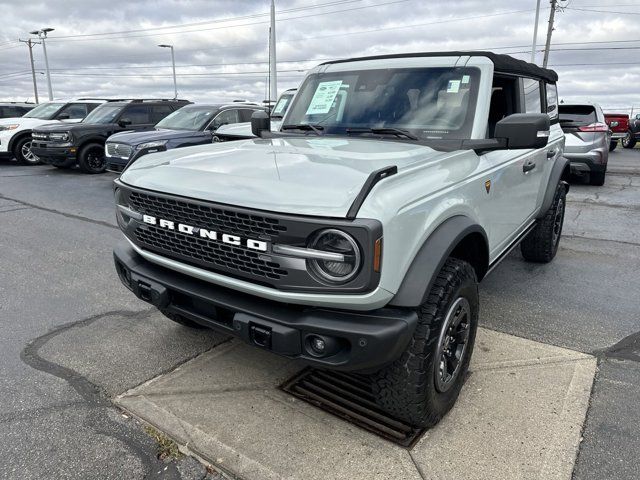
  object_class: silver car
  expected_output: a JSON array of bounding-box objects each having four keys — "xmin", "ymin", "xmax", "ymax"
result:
[{"xmin": 559, "ymin": 102, "xmax": 611, "ymax": 186}]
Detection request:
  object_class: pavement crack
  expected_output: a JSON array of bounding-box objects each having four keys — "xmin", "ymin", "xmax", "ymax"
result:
[
  {"xmin": 0, "ymin": 193, "xmax": 117, "ymax": 230},
  {"xmin": 596, "ymin": 331, "xmax": 640, "ymax": 362},
  {"xmin": 20, "ymin": 309, "xmax": 183, "ymax": 480},
  {"xmin": 408, "ymin": 450, "xmax": 427, "ymax": 480}
]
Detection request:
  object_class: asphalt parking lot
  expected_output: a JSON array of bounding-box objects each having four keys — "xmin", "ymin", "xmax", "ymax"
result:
[{"xmin": 0, "ymin": 148, "xmax": 639, "ymax": 479}]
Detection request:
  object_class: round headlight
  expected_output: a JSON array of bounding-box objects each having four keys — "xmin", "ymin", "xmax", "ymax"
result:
[{"xmin": 308, "ymin": 229, "xmax": 361, "ymax": 284}]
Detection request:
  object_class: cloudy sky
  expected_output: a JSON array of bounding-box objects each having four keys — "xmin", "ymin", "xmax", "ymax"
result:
[{"xmin": 0, "ymin": 0, "xmax": 638, "ymax": 112}]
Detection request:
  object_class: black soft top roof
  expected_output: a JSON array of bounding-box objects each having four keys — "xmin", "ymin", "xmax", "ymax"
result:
[{"xmin": 319, "ymin": 51, "xmax": 558, "ymax": 83}]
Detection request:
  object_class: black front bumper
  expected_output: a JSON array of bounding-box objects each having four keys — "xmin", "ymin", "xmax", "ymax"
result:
[
  {"xmin": 114, "ymin": 242, "xmax": 417, "ymax": 372},
  {"xmin": 31, "ymin": 144, "xmax": 77, "ymax": 166}
]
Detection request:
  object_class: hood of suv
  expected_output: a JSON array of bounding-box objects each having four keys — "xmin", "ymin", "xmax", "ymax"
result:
[
  {"xmin": 120, "ymin": 137, "xmax": 447, "ymax": 217},
  {"xmin": 0, "ymin": 117, "xmax": 65, "ymax": 130},
  {"xmin": 108, "ymin": 129, "xmax": 204, "ymax": 146},
  {"xmin": 35, "ymin": 122, "xmax": 111, "ymax": 134}
]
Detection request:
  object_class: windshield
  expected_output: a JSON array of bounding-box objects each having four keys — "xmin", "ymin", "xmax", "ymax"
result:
[
  {"xmin": 155, "ymin": 106, "xmax": 215, "ymax": 130},
  {"xmin": 82, "ymin": 104, "xmax": 123, "ymax": 124},
  {"xmin": 271, "ymin": 92, "xmax": 295, "ymax": 119},
  {"xmin": 284, "ymin": 67, "xmax": 479, "ymax": 140},
  {"xmin": 23, "ymin": 102, "xmax": 65, "ymax": 119}
]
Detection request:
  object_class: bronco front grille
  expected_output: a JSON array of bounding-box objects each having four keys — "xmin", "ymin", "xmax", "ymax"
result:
[
  {"xmin": 106, "ymin": 143, "xmax": 133, "ymax": 159},
  {"xmin": 129, "ymin": 192, "xmax": 287, "ymax": 238},
  {"xmin": 135, "ymin": 225, "xmax": 288, "ymax": 280},
  {"xmin": 128, "ymin": 191, "xmax": 289, "ymax": 281}
]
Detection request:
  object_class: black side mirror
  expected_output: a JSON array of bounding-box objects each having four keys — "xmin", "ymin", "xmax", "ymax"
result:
[
  {"xmin": 57, "ymin": 113, "xmax": 70, "ymax": 120},
  {"xmin": 118, "ymin": 118, "xmax": 132, "ymax": 128},
  {"xmin": 251, "ymin": 110, "xmax": 270, "ymax": 138},
  {"xmin": 495, "ymin": 113, "xmax": 550, "ymax": 149}
]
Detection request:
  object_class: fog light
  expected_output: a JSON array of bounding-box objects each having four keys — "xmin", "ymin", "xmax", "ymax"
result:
[{"xmin": 311, "ymin": 336, "xmax": 326, "ymax": 354}]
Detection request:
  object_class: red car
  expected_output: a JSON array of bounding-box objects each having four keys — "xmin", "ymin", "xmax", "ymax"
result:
[{"xmin": 604, "ymin": 113, "xmax": 629, "ymax": 151}]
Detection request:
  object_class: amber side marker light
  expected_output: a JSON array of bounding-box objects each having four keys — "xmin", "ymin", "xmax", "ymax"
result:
[{"xmin": 373, "ymin": 238, "xmax": 382, "ymax": 273}]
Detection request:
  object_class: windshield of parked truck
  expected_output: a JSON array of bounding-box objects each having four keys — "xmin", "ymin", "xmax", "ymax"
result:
[
  {"xmin": 155, "ymin": 106, "xmax": 215, "ymax": 130},
  {"xmin": 284, "ymin": 67, "xmax": 480, "ymax": 140},
  {"xmin": 271, "ymin": 92, "xmax": 295, "ymax": 119},
  {"xmin": 23, "ymin": 102, "xmax": 65, "ymax": 119},
  {"xmin": 82, "ymin": 104, "xmax": 123, "ymax": 124}
]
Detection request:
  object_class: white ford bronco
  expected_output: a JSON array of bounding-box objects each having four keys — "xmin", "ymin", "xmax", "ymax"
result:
[{"xmin": 113, "ymin": 52, "xmax": 568, "ymax": 427}]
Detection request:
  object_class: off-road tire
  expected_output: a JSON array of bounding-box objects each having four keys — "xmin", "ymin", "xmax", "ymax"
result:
[
  {"xmin": 521, "ymin": 182, "xmax": 566, "ymax": 263},
  {"xmin": 13, "ymin": 135, "xmax": 40, "ymax": 165},
  {"xmin": 159, "ymin": 308, "xmax": 207, "ymax": 329},
  {"xmin": 609, "ymin": 140, "xmax": 617, "ymax": 152},
  {"xmin": 589, "ymin": 171, "xmax": 606, "ymax": 186},
  {"xmin": 372, "ymin": 258, "xmax": 478, "ymax": 428},
  {"xmin": 622, "ymin": 131, "xmax": 636, "ymax": 149},
  {"xmin": 77, "ymin": 143, "xmax": 107, "ymax": 174}
]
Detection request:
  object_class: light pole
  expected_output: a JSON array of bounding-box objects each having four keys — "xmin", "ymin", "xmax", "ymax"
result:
[
  {"xmin": 29, "ymin": 28, "xmax": 54, "ymax": 101},
  {"xmin": 531, "ymin": 0, "xmax": 541, "ymax": 64},
  {"xmin": 158, "ymin": 44, "xmax": 177, "ymax": 99}
]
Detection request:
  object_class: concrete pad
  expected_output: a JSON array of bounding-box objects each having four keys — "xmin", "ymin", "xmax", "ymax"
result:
[{"xmin": 116, "ymin": 328, "xmax": 596, "ymax": 480}]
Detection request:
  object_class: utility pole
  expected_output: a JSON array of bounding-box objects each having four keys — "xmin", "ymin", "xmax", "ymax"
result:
[
  {"xmin": 158, "ymin": 44, "xmax": 177, "ymax": 99},
  {"xmin": 542, "ymin": 0, "xmax": 557, "ymax": 68},
  {"xmin": 530, "ymin": 0, "xmax": 541, "ymax": 63},
  {"xmin": 29, "ymin": 28, "xmax": 54, "ymax": 100},
  {"xmin": 19, "ymin": 38, "xmax": 40, "ymax": 104},
  {"xmin": 269, "ymin": 0, "xmax": 277, "ymax": 103}
]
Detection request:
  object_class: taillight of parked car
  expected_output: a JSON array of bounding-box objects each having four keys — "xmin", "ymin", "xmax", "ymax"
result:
[{"xmin": 578, "ymin": 122, "xmax": 609, "ymax": 132}]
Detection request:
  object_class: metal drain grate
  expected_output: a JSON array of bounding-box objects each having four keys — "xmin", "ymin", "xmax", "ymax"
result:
[{"xmin": 281, "ymin": 368, "xmax": 425, "ymax": 447}]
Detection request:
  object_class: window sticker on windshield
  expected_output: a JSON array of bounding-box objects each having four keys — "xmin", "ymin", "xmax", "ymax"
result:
[
  {"xmin": 306, "ymin": 80, "xmax": 343, "ymax": 115},
  {"xmin": 461, "ymin": 75, "xmax": 470, "ymax": 84},
  {"xmin": 447, "ymin": 80, "xmax": 461, "ymax": 93}
]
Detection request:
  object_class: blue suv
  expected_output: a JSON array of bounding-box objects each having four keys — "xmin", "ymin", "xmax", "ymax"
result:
[{"xmin": 105, "ymin": 103, "xmax": 266, "ymax": 172}]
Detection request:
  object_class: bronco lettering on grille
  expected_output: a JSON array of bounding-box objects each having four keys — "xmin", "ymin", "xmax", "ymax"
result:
[{"xmin": 141, "ymin": 214, "xmax": 268, "ymax": 252}]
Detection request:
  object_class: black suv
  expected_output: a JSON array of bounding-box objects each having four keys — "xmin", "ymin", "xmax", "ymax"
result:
[
  {"xmin": 105, "ymin": 103, "xmax": 265, "ymax": 173},
  {"xmin": 31, "ymin": 99, "xmax": 190, "ymax": 174}
]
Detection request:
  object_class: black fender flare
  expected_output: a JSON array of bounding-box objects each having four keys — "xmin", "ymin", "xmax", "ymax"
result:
[
  {"xmin": 389, "ymin": 216, "xmax": 488, "ymax": 308},
  {"xmin": 538, "ymin": 156, "xmax": 570, "ymax": 219},
  {"xmin": 7, "ymin": 130, "xmax": 33, "ymax": 153},
  {"xmin": 77, "ymin": 138, "xmax": 107, "ymax": 154}
]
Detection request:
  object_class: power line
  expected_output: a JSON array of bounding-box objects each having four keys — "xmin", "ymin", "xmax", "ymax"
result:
[
  {"xmin": 565, "ymin": 6, "xmax": 640, "ymax": 15},
  {"xmin": 48, "ymin": 0, "xmax": 363, "ymax": 39},
  {"xmin": 46, "ymin": 1, "xmax": 410, "ymax": 43}
]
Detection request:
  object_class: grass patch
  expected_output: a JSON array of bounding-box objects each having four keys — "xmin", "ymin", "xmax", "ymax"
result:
[{"xmin": 144, "ymin": 425, "xmax": 183, "ymax": 461}]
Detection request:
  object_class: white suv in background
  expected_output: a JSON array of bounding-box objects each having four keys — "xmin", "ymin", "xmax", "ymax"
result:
[{"xmin": 0, "ymin": 98, "xmax": 107, "ymax": 165}]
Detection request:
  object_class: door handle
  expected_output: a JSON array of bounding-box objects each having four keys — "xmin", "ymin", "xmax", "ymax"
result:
[{"xmin": 523, "ymin": 162, "xmax": 536, "ymax": 173}]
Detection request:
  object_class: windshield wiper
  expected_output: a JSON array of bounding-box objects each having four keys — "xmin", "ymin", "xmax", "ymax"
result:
[
  {"xmin": 281, "ymin": 123, "xmax": 324, "ymax": 135},
  {"xmin": 346, "ymin": 127, "xmax": 419, "ymax": 140}
]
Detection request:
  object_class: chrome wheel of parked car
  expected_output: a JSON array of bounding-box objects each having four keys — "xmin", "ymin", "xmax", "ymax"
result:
[{"xmin": 13, "ymin": 136, "xmax": 40, "ymax": 165}]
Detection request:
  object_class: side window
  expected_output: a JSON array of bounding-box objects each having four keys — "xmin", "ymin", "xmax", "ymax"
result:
[
  {"xmin": 4, "ymin": 106, "xmax": 26, "ymax": 117},
  {"xmin": 150, "ymin": 105, "xmax": 174, "ymax": 123},
  {"xmin": 58, "ymin": 103, "xmax": 88, "ymax": 119},
  {"xmin": 545, "ymin": 83, "xmax": 558, "ymax": 120},
  {"xmin": 239, "ymin": 108, "xmax": 259, "ymax": 122},
  {"xmin": 122, "ymin": 105, "xmax": 152, "ymax": 124},
  {"xmin": 86, "ymin": 103, "xmax": 101, "ymax": 113},
  {"xmin": 210, "ymin": 109, "xmax": 239, "ymax": 130},
  {"xmin": 523, "ymin": 78, "xmax": 542, "ymax": 113}
]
